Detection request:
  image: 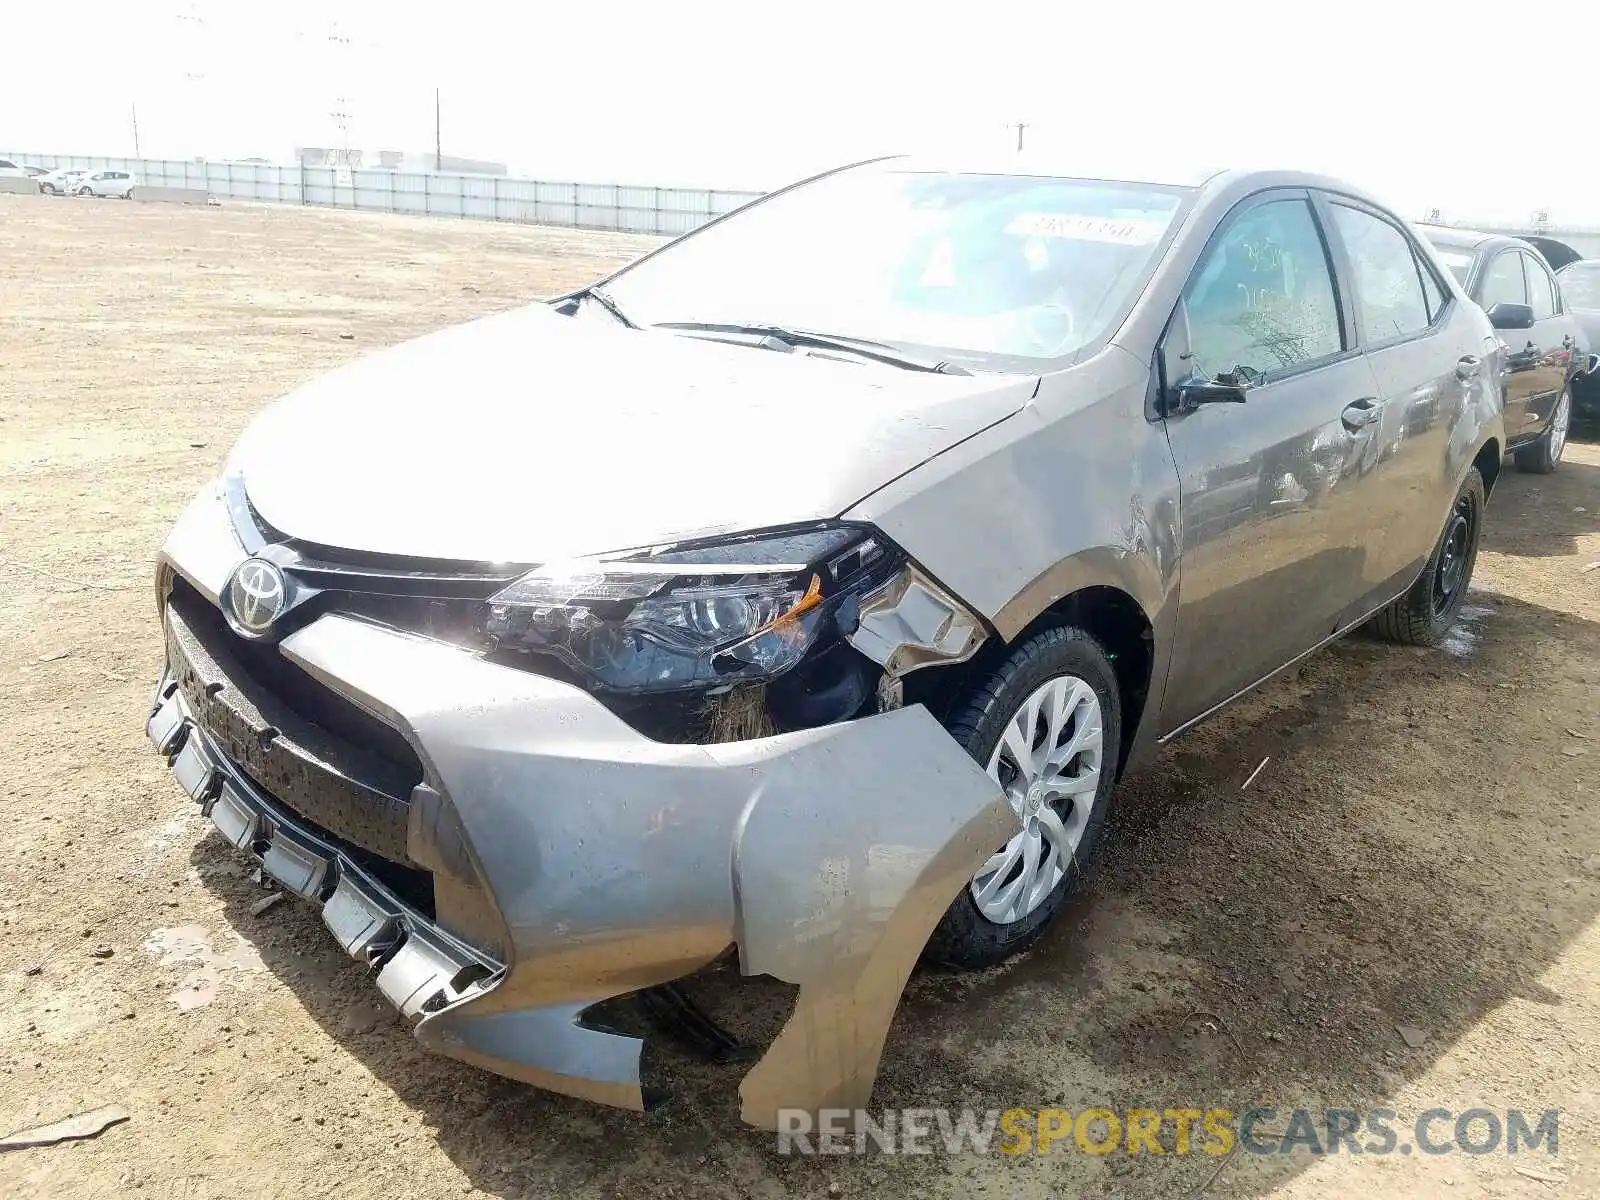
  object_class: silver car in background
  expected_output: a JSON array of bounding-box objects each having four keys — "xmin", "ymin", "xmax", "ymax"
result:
[
  {"xmin": 75, "ymin": 169, "xmax": 136, "ymax": 198},
  {"xmin": 147, "ymin": 156, "xmax": 1504, "ymax": 1127},
  {"xmin": 38, "ymin": 168, "xmax": 88, "ymax": 195}
]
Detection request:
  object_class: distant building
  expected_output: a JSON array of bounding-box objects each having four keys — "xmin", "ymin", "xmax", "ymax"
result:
[{"xmin": 295, "ymin": 147, "xmax": 506, "ymax": 176}]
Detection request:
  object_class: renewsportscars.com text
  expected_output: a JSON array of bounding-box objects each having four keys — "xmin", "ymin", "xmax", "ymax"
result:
[{"xmin": 776, "ymin": 1106, "xmax": 1560, "ymax": 1157}]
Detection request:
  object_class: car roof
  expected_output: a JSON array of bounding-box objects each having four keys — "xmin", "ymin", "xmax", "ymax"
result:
[
  {"xmin": 891, "ymin": 152, "xmax": 1224, "ymax": 189},
  {"xmin": 1417, "ymin": 224, "xmax": 1538, "ymax": 255},
  {"xmin": 876, "ymin": 155, "xmax": 1417, "ymax": 211}
]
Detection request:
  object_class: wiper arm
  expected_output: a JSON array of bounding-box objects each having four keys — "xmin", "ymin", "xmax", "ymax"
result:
[
  {"xmin": 652, "ymin": 321, "xmax": 970, "ymax": 375},
  {"xmin": 574, "ymin": 286, "xmax": 635, "ymax": 328}
]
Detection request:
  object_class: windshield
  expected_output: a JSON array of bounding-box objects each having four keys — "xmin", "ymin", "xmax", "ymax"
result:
[
  {"xmin": 603, "ymin": 165, "xmax": 1190, "ymax": 371},
  {"xmin": 1559, "ymin": 265, "xmax": 1600, "ymax": 308},
  {"xmin": 1430, "ymin": 246, "xmax": 1475, "ymax": 285}
]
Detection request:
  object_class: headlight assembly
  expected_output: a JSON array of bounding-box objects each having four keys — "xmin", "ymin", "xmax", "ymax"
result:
[{"xmin": 481, "ymin": 524, "xmax": 900, "ymax": 694}]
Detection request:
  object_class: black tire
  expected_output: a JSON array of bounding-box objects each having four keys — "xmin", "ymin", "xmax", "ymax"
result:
[
  {"xmin": 926, "ymin": 625, "xmax": 1121, "ymax": 969},
  {"xmin": 1369, "ymin": 467, "xmax": 1485, "ymax": 646},
  {"xmin": 1513, "ymin": 387, "xmax": 1570, "ymax": 474}
]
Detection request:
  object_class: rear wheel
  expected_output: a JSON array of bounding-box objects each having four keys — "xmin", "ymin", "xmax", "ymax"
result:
[
  {"xmin": 927, "ymin": 625, "xmax": 1121, "ymax": 969},
  {"xmin": 1514, "ymin": 387, "xmax": 1570, "ymax": 474},
  {"xmin": 1369, "ymin": 468, "xmax": 1485, "ymax": 646}
]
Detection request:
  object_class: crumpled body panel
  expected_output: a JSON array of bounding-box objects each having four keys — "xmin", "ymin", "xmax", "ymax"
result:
[{"xmin": 155, "ymin": 483, "xmax": 1009, "ymax": 1126}]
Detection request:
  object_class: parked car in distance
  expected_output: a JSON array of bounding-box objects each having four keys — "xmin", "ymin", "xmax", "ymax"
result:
[
  {"xmin": 75, "ymin": 170, "xmax": 135, "ymax": 199},
  {"xmin": 148, "ymin": 157, "xmax": 1506, "ymax": 1127},
  {"xmin": 1421, "ymin": 226, "xmax": 1577, "ymax": 470},
  {"xmin": 0, "ymin": 157, "xmax": 29, "ymax": 179},
  {"xmin": 1554, "ymin": 259, "xmax": 1600, "ymax": 419},
  {"xmin": 38, "ymin": 168, "xmax": 88, "ymax": 195},
  {"xmin": 22, "ymin": 163, "xmax": 49, "ymax": 178}
]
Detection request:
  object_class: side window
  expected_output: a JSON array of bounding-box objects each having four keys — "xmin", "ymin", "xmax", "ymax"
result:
[
  {"xmin": 1329, "ymin": 205, "xmax": 1432, "ymax": 342},
  {"xmin": 1524, "ymin": 255, "xmax": 1556, "ymax": 319},
  {"xmin": 0, "ymin": 160, "xmax": 14, "ymax": 170},
  {"xmin": 1181, "ymin": 198, "xmax": 1343, "ymax": 381},
  {"xmin": 1480, "ymin": 253, "xmax": 1526, "ymax": 310}
]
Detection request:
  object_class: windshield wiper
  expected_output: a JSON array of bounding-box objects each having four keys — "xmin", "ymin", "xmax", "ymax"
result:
[
  {"xmin": 573, "ymin": 286, "xmax": 636, "ymax": 328},
  {"xmin": 652, "ymin": 321, "xmax": 970, "ymax": 375}
]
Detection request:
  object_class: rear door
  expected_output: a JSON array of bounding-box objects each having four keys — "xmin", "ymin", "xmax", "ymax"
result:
[
  {"xmin": 1323, "ymin": 198, "xmax": 1483, "ymax": 604},
  {"xmin": 1522, "ymin": 252, "xmax": 1578, "ymax": 433},
  {"xmin": 1159, "ymin": 190, "xmax": 1383, "ymax": 732}
]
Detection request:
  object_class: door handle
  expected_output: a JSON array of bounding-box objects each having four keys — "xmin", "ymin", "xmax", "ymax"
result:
[
  {"xmin": 1456, "ymin": 355, "xmax": 1480, "ymax": 380},
  {"xmin": 1341, "ymin": 397, "xmax": 1384, "ymax": 432}
]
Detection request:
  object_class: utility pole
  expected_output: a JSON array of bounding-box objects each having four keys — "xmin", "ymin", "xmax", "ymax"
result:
[
  {"xmin": 435, "ymin": 88, "xmax": 442, "ymax": 171},
  {"xmin": 131, "ymin": 103, "xmax": 141, "ymax": 157},
  {"xmin": 1013, "ymin": 122, "xmax": 1027, "ymax": 152}
]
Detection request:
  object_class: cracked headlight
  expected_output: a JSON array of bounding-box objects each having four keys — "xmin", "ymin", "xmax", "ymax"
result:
[{"xmin": 481, "ymin": 525, "xmax": 899, "ymax": 693}]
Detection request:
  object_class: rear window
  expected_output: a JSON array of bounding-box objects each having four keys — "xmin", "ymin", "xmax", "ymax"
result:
[{"xmin": 1430, "ymin": 246, "xmax": 1475, "ymax": 285}]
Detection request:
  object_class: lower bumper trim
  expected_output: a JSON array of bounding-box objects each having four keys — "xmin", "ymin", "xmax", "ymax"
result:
[
  {"xmin": 209, "ymin": 783, "xmax": 259, "ymax": 851},
  {"xmin": 146, "ymin": 673, "xmax": 501, "ymax": 1023},
  {"xmin": 171, "ymin": 736, "xmax": 219, "ymax": 803}
]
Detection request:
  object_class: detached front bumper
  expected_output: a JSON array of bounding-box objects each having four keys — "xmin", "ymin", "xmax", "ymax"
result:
[{"xmin": 149, "ymin": 484, "xmax": 1010, "ymax": 1127}]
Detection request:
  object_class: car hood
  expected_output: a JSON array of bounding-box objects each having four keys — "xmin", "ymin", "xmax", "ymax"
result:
[{"xmin": 231, "ymin": 304, "xmax": 1035, "ymax": 563}]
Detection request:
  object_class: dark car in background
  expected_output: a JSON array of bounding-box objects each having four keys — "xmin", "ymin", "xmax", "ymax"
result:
[
  {"xmin": 1554, "ymin": 259, "xmax": 1600, "ymax": 418},
  {"xmin": 1422, "ymin": 227, "xmax": 1577, "ymax": 471}
]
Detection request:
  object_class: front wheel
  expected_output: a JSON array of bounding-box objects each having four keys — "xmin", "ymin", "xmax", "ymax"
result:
[
  {"xmin": 1514, "ymin": 388, "xmax": 1571, "ymax": 474},
  {"xmin": 926, "ymin": 625, "xmax": 1121, "ymax": 969},
  {"xmin": 1369, "ymin": 467, "xmax": 1485, "ymax": 646}
]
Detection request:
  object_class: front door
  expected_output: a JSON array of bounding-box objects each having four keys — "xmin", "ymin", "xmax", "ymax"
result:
[
  {"xmin": 1478, "ymin": 249, "xmax": 1540, "ymax": 441},
  {"xmin": 1159, "ymin": 191, "xmax": 1380, "ymax": 733},
  {"xmin": 1521, "ymin": 252, "xmax": 1578, "ymax": 435}
]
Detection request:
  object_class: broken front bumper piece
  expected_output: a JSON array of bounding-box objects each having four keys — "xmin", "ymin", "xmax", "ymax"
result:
[{"xmin": 149, "ymin": 538, "xmax": 1010, "ymax": 1126}]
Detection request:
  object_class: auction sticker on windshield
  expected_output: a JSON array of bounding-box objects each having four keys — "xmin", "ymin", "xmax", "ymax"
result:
[{"xmin": 1004, "ymin": 212, "xmax": 1170, "ymax": 244}]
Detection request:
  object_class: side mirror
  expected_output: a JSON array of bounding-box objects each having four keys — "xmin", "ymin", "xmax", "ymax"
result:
[
  {"xmin": 1175, "ymin": 377, "xmax": 1250, "ymax": 411},
  {"xmin": 1486, "ymin": 301, "xmax": 1535, "ymax": 331}
]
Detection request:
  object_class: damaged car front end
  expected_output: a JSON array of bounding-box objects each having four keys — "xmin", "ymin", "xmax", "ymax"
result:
[{"xmin": 149, "ymin": 468, "xmax": 1019, "ymax": 1122}]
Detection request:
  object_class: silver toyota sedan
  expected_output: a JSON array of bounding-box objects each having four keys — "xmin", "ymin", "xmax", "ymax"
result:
[{"xmin": 147, "ymin": 155, "xmax": 1505, "ymax": 1127}]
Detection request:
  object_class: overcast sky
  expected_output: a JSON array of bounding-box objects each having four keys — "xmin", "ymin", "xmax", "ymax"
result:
[{"xmin": 3, "ymin": 1, "xmax": 1592, "ymax": 224}]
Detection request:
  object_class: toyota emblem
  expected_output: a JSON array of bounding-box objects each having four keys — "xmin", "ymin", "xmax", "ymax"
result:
[{"xmin": 226, "ymin": 558, "xmax": 287, "ymax": 635}]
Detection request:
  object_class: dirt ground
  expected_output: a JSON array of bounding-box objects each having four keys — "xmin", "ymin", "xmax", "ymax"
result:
[{"xmin": 1, "ymin": 194, "xmax": 1597, "ymax": 1200}]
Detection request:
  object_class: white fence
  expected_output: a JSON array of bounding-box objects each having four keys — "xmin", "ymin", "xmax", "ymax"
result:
[{"xmin": 9, "ymin": 152, "xmax": 766, "ymax": 236}]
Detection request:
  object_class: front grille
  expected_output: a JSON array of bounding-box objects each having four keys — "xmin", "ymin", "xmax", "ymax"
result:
[{"xmin": 165, "ymin": 576, "xmax": 425, "ymax": 876}]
